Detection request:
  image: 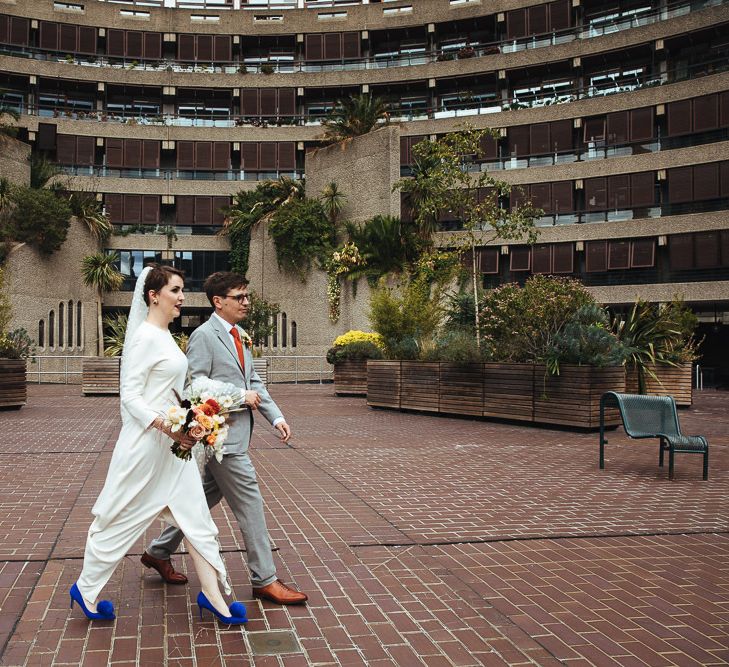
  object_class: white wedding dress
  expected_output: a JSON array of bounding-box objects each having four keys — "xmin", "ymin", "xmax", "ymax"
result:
[{"xmin": 77, "ymin": 321, "xmax": 230, "ymax": 603}]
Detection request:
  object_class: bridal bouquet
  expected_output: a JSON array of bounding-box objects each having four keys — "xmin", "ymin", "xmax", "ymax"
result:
[{"xmin": 164, "ymin": 377, "xmax": 245, "ymax": 462}]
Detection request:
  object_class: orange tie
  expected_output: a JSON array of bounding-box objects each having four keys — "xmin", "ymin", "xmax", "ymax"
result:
[{"xmin": 230, "ymin": 327, "xmax": 246, "ymax": 371}]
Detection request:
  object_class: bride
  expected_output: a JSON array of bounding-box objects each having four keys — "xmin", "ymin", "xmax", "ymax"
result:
[{"xmin": 70, "ymin": 264, "xmax": 247, "ymax": 624}]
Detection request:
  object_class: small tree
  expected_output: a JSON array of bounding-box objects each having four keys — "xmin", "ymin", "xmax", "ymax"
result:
[
  {"xmin": 320, "ymin": 181, "xmax": 346, "ymax": 226},
  {"xmin": 81, "ymin": 252, "xmax": 123, "ymax": 355},
  {"xmin": 322, "ymin": 94, "xmax": 389, "ymax": 144},
  {"xmin": 69, "ymin": 191, "xmax": 112, "ymax": 242},
  {"xmin": 2, "ymin": 186, "xmax": 71, "ymax": 255},
  {"xmin": 245, "ymin": 291, "xmax": 280, "ymax": 350},
  {"xmin": 394, "ymin": 128, "xmax": 542, "ymax": 348}
]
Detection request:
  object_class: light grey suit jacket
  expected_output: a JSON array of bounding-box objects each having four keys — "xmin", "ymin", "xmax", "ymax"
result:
[{"xmin": 186, "ymin": 314, "xmax": 283, "ymax": 454}]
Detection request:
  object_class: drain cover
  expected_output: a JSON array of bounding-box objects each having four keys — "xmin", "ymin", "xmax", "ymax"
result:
[{"xmin": 248, "ymin": 630, "xmax": 302, "ymax": 655}]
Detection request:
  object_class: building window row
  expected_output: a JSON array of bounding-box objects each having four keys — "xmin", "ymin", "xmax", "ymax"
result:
[
  {"xmin": 110, "ymin": 250, "xmax": 231, "ymax": 292},
  {"xmin": 412, "ymin": 161, "xmax": 729, "ymax": 229},
  {"xmin": 38, "ymin": 300, "xmax": 83, "ymax": 350},
  {"xmin": 476, "ymin": 230, "xmax": 729, "ymax": 289},
  {"xmin": 0, "ymin": 0, "xmax": 718, "ymax": 72}
]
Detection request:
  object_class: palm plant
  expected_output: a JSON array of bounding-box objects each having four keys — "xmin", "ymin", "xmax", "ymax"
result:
[
  {"xmin": 0, "ymin": 177, "xmax": 11, "ymax": 215},
  {"xmin": 0, "ymin": 105, "xmax": 19, "ymax": 137},
  {"xmin": 320, "ymin": 181, "xmax": 346, "ymax": 225},
  {"xmin": 81, "ymin": 252, "xmax": 124, "ymax": 355},
  {"xmin": 30, "ymin": 152, "xmax": 62, "ymax": 190},
  {"xmin": 344, "ymin": 215, "xmax": 421, "ymax": 283},
  {"xmin": 612, "ymin": 300, "xmax": 683, "ymax": 393},
  {"xmin": 322, "ymin": 94, "xmax": 389, "ymax": 144},
  {"xmin": 69, "ymin": 192, "xmax": 112, "ymax": 242},
  {"xmin": 102, "ymin": 312, "xmax": 127, "ymax": 357}
]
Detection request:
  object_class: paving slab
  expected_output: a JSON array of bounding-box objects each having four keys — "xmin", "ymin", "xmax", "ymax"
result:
[{"xmin": 0, "ymin": 384, "xmax": 727, "ymax": 666}]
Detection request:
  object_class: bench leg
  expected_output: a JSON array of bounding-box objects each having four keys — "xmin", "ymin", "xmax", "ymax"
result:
[
  {"xmin": 668, "ymin": 446, "xmax": 675, "ymax": 480},
  {"xmin": 703, "ymin": 448, "xmax": 709, "ymax": 481},
  {"xmin": 658, "ymin": 438, "xmax": 665, "ymax": 468}
]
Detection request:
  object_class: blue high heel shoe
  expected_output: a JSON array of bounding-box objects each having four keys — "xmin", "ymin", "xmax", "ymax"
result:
[
  {"xmin": 69, "ymin": 583, "xmax": 115, "ymax": 620},
  {"xmin": 196, "ymin": 591, "xmax": 247, "ymax": 625}
]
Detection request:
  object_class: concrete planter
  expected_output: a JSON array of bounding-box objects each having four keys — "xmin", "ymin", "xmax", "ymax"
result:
[
  {"xmin": 82, "ymin": 357, "xmax": 121, "ymax": 395},
  {"xmin": 625, "ymin": 362, "xmax": 693, "ymax": 407},
  {"xmin": 333, "ymin": 360, "xmax": 368, "ymax": 396},
  {"xmin": 367, "ymin": 361, "xmax": 625, "ymax": 429},
  {"xmin": 0, "ymin": 359, "xmax": 27, "ymax": 409}
]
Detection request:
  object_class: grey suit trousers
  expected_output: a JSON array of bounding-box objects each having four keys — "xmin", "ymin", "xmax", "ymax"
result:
[{"xmin": 147, "ymin": 451, "xmax": 277, "ymax": 588}]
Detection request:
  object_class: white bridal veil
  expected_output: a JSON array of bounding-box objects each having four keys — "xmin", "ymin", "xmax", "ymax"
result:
[{"xmin": 121, "ymin": 265, "xmax": 152, "ymax": 380}]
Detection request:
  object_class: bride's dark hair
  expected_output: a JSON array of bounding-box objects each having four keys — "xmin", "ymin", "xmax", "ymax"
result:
[{"xmin": 143, "ymin": 263, "xmax": 185, "ymax": 305}]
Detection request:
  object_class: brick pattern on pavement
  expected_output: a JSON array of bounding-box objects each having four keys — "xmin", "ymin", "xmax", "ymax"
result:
[{"xmin": 0, "ymin": 385, "xmax": 727, "ymax": 666}]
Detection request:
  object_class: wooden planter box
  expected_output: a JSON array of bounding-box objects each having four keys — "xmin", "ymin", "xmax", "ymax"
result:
[
  {"xmin": 534, "ymin": 364, "xmax": 625, "ymax": 429},
  {"xmin": 333, "ymin": 360, "xmax": 368, "ymax": 396},
  {"xmin": 82, "ymin": 357, "xmax": 121, "ymax": 395},
  {"xmin": 367, "ymin": 360, "xmax": 625, "ymax": 429},
  {"xmin": 0, "ymin": 359, "xmax": 27, "ymax": 409},
  {"xmin": 366, "ymin": 360, "xmax": 402, "ymax": 408},
  {"xmin": 625, "ymin": 362, "xmax": 693, "ymax": 407}
]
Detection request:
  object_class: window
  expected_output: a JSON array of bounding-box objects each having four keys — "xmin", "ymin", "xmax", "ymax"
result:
[
  {"xmin": 281, "ymin": 312, "xmax": 287, "ymax": 347},
  {"xmin": 291, "ymin": 321, "xmax": 297, "ymax": 348},
  {"xmin": 38, "ymin": 320, "xmax": 45, "ymax": 348},
  {"xmin": 49, "ymin": 310, "xmax": 55, "ymax": 348},
  {"xmin": 68, "ymin": 300, "xmax": 74, "ymax": 348},
  {"xmin": 58, "ymin": 302, "xmax": 65, "ymax": 348},
  {"xmin": 76, "ymin": 302, "xmax": 82, "ymax": 347},
  {"xmin": 272, "ymin": 314, "xmax": 278, "ymax": 347}
]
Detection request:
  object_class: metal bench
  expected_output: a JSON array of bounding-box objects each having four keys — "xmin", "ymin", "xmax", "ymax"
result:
[{"xmin": 599, "ymin": 391, "xmax": 709, "ymax": 480}]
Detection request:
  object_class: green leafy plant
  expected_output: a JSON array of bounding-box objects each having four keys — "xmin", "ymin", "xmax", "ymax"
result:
[
  {"xmin": 82, "ymin": 252, "xmax": 123, "ymax": 355},
  {"xmin": 320, "ymin": 181, "xmax": 346, "ymax": 225},
  {"xmin": 0, "ymin": 327, "xmax": 35, "ymax": 360},
  {"xmin": 102, "ymin": 312, "xmax": 127, "ymax": 357},
  {"xmin": 343, "ymin": 215, "xmax": 422, "ymax": 283},
  {"xmin": 612, "ymin": 298, "xmax": 698, "ymax": 393},
  {"xmin": 260, "ymin": 63, "xmax": 275, "ymax": 74},
  {"xmin": 1, "ymin": 186, "xmax": 72, "ymax": 255},
  {"xmin": 268, "ymin": 198, "xmax": 335, "ymax": 280},
  {"xmin": 421, "ymin": 329, "xmax": 484, "ymax": 364},
  {"xmin": 478, "ymin": 276, "xmax": 595, "ymax": 363},
  {"xmin": 394, "ymin": 128, "xmax": 542, "ymax": 347},
  {"xmin": 326, "ymin": 242, "xmax": 365, "ymax": 322},
  {"xmin": 326, "ymin": 339, "xmax": 384, "ymax": 365},
  {"xmin": 322, "ymin": 94, "xmax": 389, "ymax": 144},
  {"xmin": 69, "ymin": 191, "xmax": 112, "ymax": 242},
  {"xmin": 545, "ymin": 304, "xmax": 625, "ymax": 375},
  {"xmin": 245, "ymin": 291, "xmax": 280, "ymax": 349},
  {"xmin": 368, "ymin": 277, "xmax": 444, "ymax": 360}
]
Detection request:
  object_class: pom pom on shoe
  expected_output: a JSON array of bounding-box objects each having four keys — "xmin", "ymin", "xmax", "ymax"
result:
[
  {"xmin": 97, "ymin": 600, "xmax": 115, "ymax": 617},
  {"xmin": 228, "ymin": 602, "xmax": 247, "ymax": 620}
]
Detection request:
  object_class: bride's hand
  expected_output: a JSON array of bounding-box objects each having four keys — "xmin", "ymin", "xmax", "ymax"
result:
[{"xmin": 175, "ymin": 433, "xmax": 197, "ymax": 451}]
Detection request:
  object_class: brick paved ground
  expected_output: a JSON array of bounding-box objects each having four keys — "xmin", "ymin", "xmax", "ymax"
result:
[{"xmin": 0, "ymin": 384, "xmax": 727, "ymax": 666}]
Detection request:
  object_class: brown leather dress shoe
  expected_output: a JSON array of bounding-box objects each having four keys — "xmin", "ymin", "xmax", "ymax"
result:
[
  {"xmin": 141, "ymin": 552, "xmax": 188, "ymax": 585},
  {"xmin": 252, "ymin": 579, "xmax": 308, "ymax": 605}
]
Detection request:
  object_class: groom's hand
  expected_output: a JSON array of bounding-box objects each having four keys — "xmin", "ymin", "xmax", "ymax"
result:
[
  {"xmin": 275, "ymin": 421, "xmax": 291, "ymax": 443},
  {"xmin": 244, "ymin": 390, "xmax": 261, "ymax": 410}
]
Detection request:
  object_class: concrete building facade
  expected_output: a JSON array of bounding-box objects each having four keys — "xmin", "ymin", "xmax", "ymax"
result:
[{"xmin": 0, "ymin": 0, "xmax": 727, "ymax": 380}]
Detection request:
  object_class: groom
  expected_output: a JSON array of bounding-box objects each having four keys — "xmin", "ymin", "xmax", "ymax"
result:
[{"xmin": 142, "ymin": 271, "xmax": 308, "ymax": 605}]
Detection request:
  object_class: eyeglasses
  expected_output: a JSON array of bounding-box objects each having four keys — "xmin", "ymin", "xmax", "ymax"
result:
[{"xmin": 224, "ymin": 293, "xmax": 250, "ymax": 303}]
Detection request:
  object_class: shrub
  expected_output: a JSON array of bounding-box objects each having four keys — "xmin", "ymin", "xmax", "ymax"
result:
[
  {"xmin": 326, "ymin": 340, "xmax": 384, "ymax": 364},
  {"xmin": 545, "ymin": 304, "xmax": 625, "ymax": 373},
  {"xmin": 478, "ymin": 275, "xmax": 595, "ymax": 363},
  {"xmin": 332, "ymin": 330, "xmax": 384, "ymax": 349},
  {"xmin": 268, "ymin": 198, "xmax": 335, "ymax": 280},
  {"xmin": 2, "ymin": 186, "xmax": 71, "ymax": 255},
  {"xmin": 368, "ymin": 278, "xmax": 443, "ymax": 359},
  {"xmin": 422, "ymin": 329, "xmax": 483, "ymax": 364},
  {"xmin": 0, "ymin": 328, "xmax": 35, "ymax": 360}
]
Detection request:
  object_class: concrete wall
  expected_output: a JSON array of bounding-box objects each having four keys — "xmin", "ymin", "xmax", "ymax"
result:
[
  {"xmin": 1, "ymin": 136, "xmax": 99, "ymax": 356},
  {"xmin": 244, "ymin": 126, "xmax": 403, "ymax": 355}
]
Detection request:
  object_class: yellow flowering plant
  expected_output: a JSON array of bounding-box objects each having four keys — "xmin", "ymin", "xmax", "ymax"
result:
[{"xmin": 326, "ymin": 330, "xmax": 385, "ymax": 365}]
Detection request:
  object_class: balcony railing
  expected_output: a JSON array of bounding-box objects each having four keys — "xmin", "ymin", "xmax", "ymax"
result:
[
  {"xmin": 59, "ymin": 165, "xmax": 302, "ymax": 181},
  {"xmin": 0, "ymin": 0, "xmax": 724, "ymax": 74},
  {"xmin": 5, "ymin": 52, "xmax": 728, "ymax": 132}
]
